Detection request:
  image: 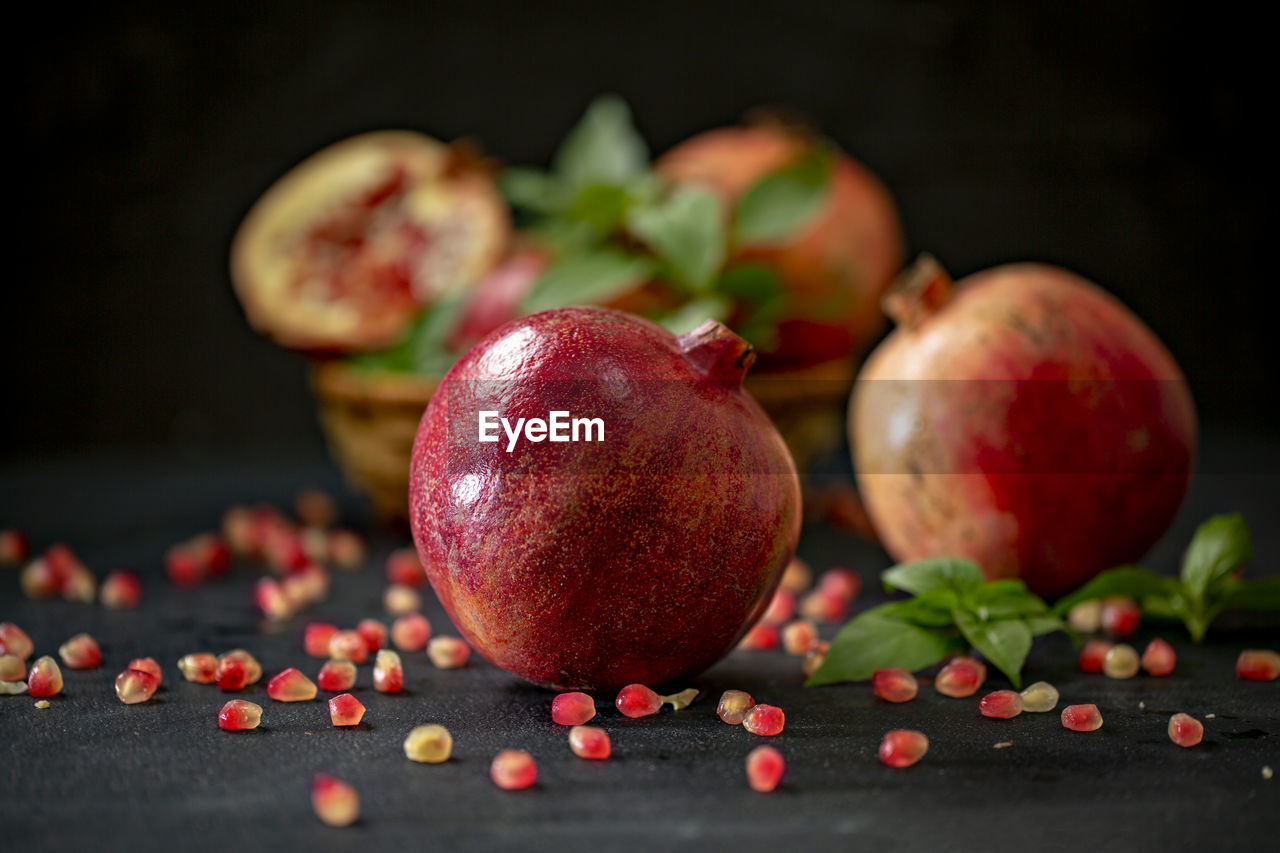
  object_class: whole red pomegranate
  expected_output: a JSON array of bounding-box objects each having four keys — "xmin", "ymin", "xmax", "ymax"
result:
[
  {"xmin": 409, "ymin": 307, "xmax": 801, "ymax": 689},
  {"xmin": 852, "ymin": 257, "xmax": 1196, "ymax": 597},
  {"xmin": 657, "ymin": 123, "xmax": 903, "ymax": 370}
]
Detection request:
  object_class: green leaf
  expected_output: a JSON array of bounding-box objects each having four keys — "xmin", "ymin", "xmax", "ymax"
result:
[
  {"xmin": 966, "ymin": 579, "xmax": 1050, "ymax": 620},
  {"xmin": 552, "ymin": 95, "xmax": 649, "ymax": 191},
  {"xmin": 626, "ymin": 188, "xmax": 726, "ymax": 291},
  {"xmin": 882, "ymin": 557, "xmax": 985, "ymax": 597},
  {"xmin": 713, "ymin": 264, "xmax": 786, "ymax": 350},
  {"xmin": 1025, "ymin": 614, "xmax": 1067, "ymax": 637},
  {"xmin": 1181, "ymin": 513, "xmax": 1253, "ymax": 605},
  {"xmin": 346, "ymin": 294, "xmax": 466, "ymax": 376},
  {"xmin": 806, "ymin": 604, "xmax": 961, "ymax": 686},
  {"xmin": 734, "ymin": 148, "xmax": 832, "ymax": 245},
  {"xmin": 1051, "ymin": 566, "xmax": 1180, "ymax": 616},
  {"xmin": 521, "ymin": 250, "xmax": 654, "ymax": 315},
  {"xmin": 657, "ymin": 296, "xmax": 730, "ymax": 336},
  {"xmin": 887, "ymin": 588, "xmax": 960, "ymax": 628},
  {"xmin": 497, "ymin": 167, "xmax": 568, "ymax": 214},
  {"xmin": 563, "ymin": 183, "xmax": 635, "ymax": 238},
  {"xmin": 1220, "ymin": 577, "xmax": 1280, "ymax": 611},
  {"xmin": 954, "ymin": 611, "xmax": 1032, "ymax": 688}
]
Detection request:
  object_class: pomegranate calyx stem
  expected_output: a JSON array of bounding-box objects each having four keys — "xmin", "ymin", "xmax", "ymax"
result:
[
  {"xmin": 678, "ymin": 321, "xmax": 755, "ymax": 385},
  {"xmin": 883, "ymin": 253, "xmax": 954, "ymax": 330}
]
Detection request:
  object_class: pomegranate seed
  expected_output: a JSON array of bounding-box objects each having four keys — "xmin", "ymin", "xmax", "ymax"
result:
[
  {"xmin": 177, "ymin": 653, "xmax": 218, "ymax": 683},
  {"xmin": 1168, "ymin": 712, "xmax": 1204, "ymax": 747},
  {"xmin": 391, "ymin": 613, "xmax": 431, "ymax": 652},
  {"xmin": 264, "ymin": 529, "xmax": 309, "ymax": 573},
  {"xmin": 779, "ymin": 557, "xmax": 813, "ymax": 594},
  {"xmin": 0, "ymin": 680, "xmax": 27, "ymax": 695},
  {"xmin": 490, "ymin": 749, "xmax": 537, "ymax": 790},
  {"xmin": 305, "ymin": 623, "xmax": 339, "ymax": 658},
  {"xmin": 115, "ymin": 668, "xmax": 160, "ymax": 704},
  {"xmin": 311, "ymin": 773, "xmax": 358, "ymax": 827},
  {"xmin": 1103, "ymin": 643, "xmax": 1140, "ymax": 679},
  {"xmin": 373, "ymin": 650, "xmax": 404, "ymax": 693},
  {"xmin": 165, "ymin": 545, "xmax": 205, "ymax": 587},
  {"xmin": 385, "ymin": 547, "xmax": 426, "ymax": 587},
  {"xmin": 221, "ymin": 649, "xmax": 262, "ymax": 683},
  {"xmin": 329, "ymin": 630, "xmax": 369, "ymax": 664},
  {"xmin": 817, "ymin": 567, "xmax": 861, "ymax": 602},
  {"xmin": 781, "ymin": 619, "xmax": 818, "ymax": 655},
  {"xmin": 1141, "ymin": 638, "xmax": 1177, "ymax": 676},
  {"xmin": 1100, "ymin": 597, "xmax": 1141, "ymax": 637},
  {"xmin": 328, "ymin": 693, "xmax": 366, "ymax": 727},
  {"xmin": 317, "ymin": 660, "xmax": 357, "ymax": 692},
  {"xmin": 1079, "ymin": 640, "xmax": 1114, "ymax": 673},
  {"xmin": 661, "ymin": 687, "xmax": 700, "ymax": 710},
  {"xmin": 295, "ymin": 488, "xmax": 338, "ymax": 529},
  {"xmin": 356, "ymin": 619, "xmax": 388, "ymax": 654},
  {"xmin": 567, "ymin": 725, "xmax": 611, "ymax": 759},
  {"xmin": 427, "ymin": 636, "xmax": 470, "ymax": 669},
  {"xmin": 552, "ymin": 692, "xmax": 597, "ymax": 726},
  {"xmin": 127, "ymin": 657, "xmax": 162, "ymax": 685},
  {"xmin": 58, "ymin": 633, "xmax": 102, "ymax": 669},
  {"xmin": 1061, "ymin": 703, "xmax": 1104, "ymax": 732},
  {"xmin": 0, "ymin": 622, "xmax": 34, "ymax": 659},
  {"xmin": 99, "ymin": 570, "xmax": 142, "ymax": 609},
  {"xmin": 384, "ymin": 584, "xmax": 422, "ymax": 616},
  {"xmin": 762, "ymin": 588, "xmax": 795, "ymax": 625},
  {"xmin": 879, "ymin": 729, "xmax": 928, "ymax": 768},
  {"xmin": 42, "ymin": 544, "xmax": 93, "ymax": 602},
  {"xmin": 221, "ymin": 506, "xmax": 255, "ymax": 556},
  {"xmin": 190, "ymin": 534, "xmax": 231, "ymax": 576},
  {"xmin": 742, "ymin": 704, "xmax": 785, "ymax": 736},
  {"xmin": 1067, "ymin": 600, "xmax": 1102, "ymax": 633},
  {"xmin": 1019, "ymin": 681, "xmax": 1059, "ymax": 712},
  {"xmin": 802, "ymin": 641, "xmax": 830, "ymax": 677},
  {"xmin": 0, "ymin": 528, "xmax": 29, "ymax": 564},
  {"xmin": 616, "ymin": 683, "xmax": 662, "ymax": 718},
  {"xmin": 799, "ymin": 589, "xmax": 847, "ymax": 623},
  {"xmin": 20, "ymin": 557, "xmax": 60, "ymax": 598},
  {"xmin": 299, "ymin": 527, "xmax": 329, "ymax": 563},
  {"xmin": 268, "ymin": 667, "xmax": 318, "ymax": 701},
  {"xmin": 746, "ymin": 745, "xmax": 785, "ymax": 792},
  {"xmin": 403, "ymin": 724, "xmax": 452, "ymax": 762},
  {"xmin": 219, "ymin": 699, "xmax": 263, "ymax": 730},
  {"xmin": 0, "ymin": 654, "xmax": 25, "ymax": 682},
  {"xmin": 936, "ymin": 658, "xmax": 984, "ymax": 697},
  {"xmin": 738, "ymin": 623, "xmax": 778, "ymax": 650},
  {"xmin": 873, "ymin": 668, "xmax": 919, "ymax": 703},
  {"xmin": 254, "ymin": 577, "xmax": 293, "ymax": 620},
  {"xmin": 327, "ymin": 529, "xmax": 366, "ymax": 569},
  {"xmin": 28, "ymin": 656, "xmax": 63, "ymax": 697},
  {"xmin": 60, "ymin": 563, "xmax": 97, "ymax": 603},
  {"xmin": 717, "ymin": 689, "xmax": 756, "ymax": 724},
  {"xmin": 216, "ymin": 658, "xmax": 250, "ymax": 691},
  {"xmin": 292, "ymin": 563, "xmax": 330, "ymax": 603},
  {"xmin": 1235, "ymin": 649, "xmax": 1280, "ymax": 681},
  {"xmin": 979, "ymin": 689, "xmax": 1023, "ymax": 719}
]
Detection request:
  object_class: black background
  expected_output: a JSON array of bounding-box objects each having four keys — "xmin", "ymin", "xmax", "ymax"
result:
[{"xmin": 7, "ymin": 1, "xmax": 1274, "ymax": 464}]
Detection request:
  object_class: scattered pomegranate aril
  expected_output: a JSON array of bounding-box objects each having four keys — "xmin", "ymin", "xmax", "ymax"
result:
[
  {"xmin": 267, "ymin": 668, "xmax": 318, "ymax": 701},
  {"xmin": 1061, "ymin": 703, "xmax": 1103, "ymax": 732},
  {"xmin": 165, "ymin": 546, "xmax": 205, "ymax": 587},
  {"xmin": 311, "ymin": 773, "xmax": 359, "ymax": 827},
  {"xmin": 0, "ymin": 622, "xmax": 34, "ymax": 659},
  {"xmin": 779, "ymin": 557, "xmax": 813, "ymax": 594},
  {"xmin": 717, "ymin": 689, "xmax": 756, "ymax": 725},
  {"xmin": 221, "ymin": 506, "xmax": 255, "ymax": 556},
  {"xmin": 738, "ymin": 623, "xmax": 778, "ymax": 651},
  {"xmin": 781, "ymin": 620, "xmax": 818, "ymax": 655},
  {"xmin": 1235, "ymin": 649, "xmax": 1280, "ymax": 681},
  {"xmin": 295, "ymin": 488, "xmax": 338, "ymax": 529},
  {"xmin": 1067, "ymin": 600, "xmax": 1102, "ymax": 634},
  {"xmin": 1079, "ymin": 640, "xmax": 1114, "ymax": 673},
  {"xmin": 100, "ymin": 570, "xmax": 142, "ymax": 609},
  {"xmin": 935, "ymin": 658, "xmax": 984, "ymax": 697},
  {"xmin": 873, "ymin": 668, "xmax": 919, "ymax": 703},
  {"xmin": 373, "ymin": 649, "xmax": 404, "ymax": 693},
  {"xmin": 291, "ymin": 563, "xmax": 330, "ymax": 604},
  {"xmin": 1019, "ymin": 681, "xmax": 1059, "ymax": 713},
  {"xmin": 178, "ymin": 653, "xmax": 218, "ymax": 683},
  {"xmin": 216, "ymin": 658, "xmax": 250, "ymax": 691},
  {"xmin": 1168, "ymin": 713, "xmax": 1204, "ymax": 747},
  {"xmin": 218, "ymin": 699, "xmax": 263, "ymax": 730},
  {"xmin": 20, "ymin": 557, "xmax": 60, "ymax": 599},
  {"xmin": 58, "ymin": 633, "xmax": 102, "ymax": 669},
  {"xmin": 189, "ymin": 533, "xmax": 231, "ymax": 576},
  {"xmin": 221, "ymin": 649, "xmax": 262, "ymax": 683},
  {"xmin": 761, "ymin": 588, "xmax": 795, "ymax": 625},
  {"xmin": 1141, "ymin": 638, "xmax": 1177, "ymax": 676},
  {"xmin": 1100, "ymin": 597, "xmax": 1141, "ymax": 638},
  {"xmin": 356, "ymin": 619, "xmax": 388, "ymax": 654},
  {"xmin": 742, "ymin": 704, "xmax": 785, "ymax": 736},
  {"xmin": 1103, "ymin": 644, "xmax": 1140, "ymax": 679},
  {"xmin": 879, "ymin": 729, "xmax": 928, "ymax": 768},
  {"xmin": 305, "ymin": 623, "xmax": 339, "ymax": 658},
  {"xmin": 264, "ymin": 529, "xmax": 309, "ymax": 573},
  {"xmin": 802, "ymin": 641, "xmax": 830, "ymax": 677},
  {"xmin": 317, "ymin": 660, "xmax": 357, "ymax": 692},
  {"xmin": 568, "ymin": 725, "xmax": 611, "ymax": 760},
  {"xmin": 661, "ymin": 687, "xmax": 700, "ymax": 710},
  {"xmin": 300, "ymin": 527, "xmax": 329, "ymax": 563},
  {"xmin": 426, "ymin": 636, "xmax": 470, "ymax": 669},
  {"xmin": 384, "ymin": 584, "xmax": 422, "ymax": 616},
  {"xmin": 746, "ymin": 745, "xmax": 785, "ymax": 792},
  {"xmin": 327, "ymin": 529, "xmax": 366, "ymax": 569},
  {"xmin": 0, "ymin": 528, "xmax": 29, "ymax": 564},
  {"xmin": 60, "ymin": 564, "xmax": 97, "ymax": 603},
  {"xmin": 386, "ymin": 547, "xmax": 426, "ymax": 587},
  {"xmin": 329, "ymin": 630, "xmax": 369, "ymax": 664},
  {"xmin": 979, "ymin": 690, "xmax": 1023, "ymax": 719},
  {"xmin": 115, "ymin": 669, "xmax": 160, "ymax": 704},
  {"xmin": 254, "ymin": 577, "xmax": 293, "ymax": 620},
  {"xmin": 817, "ymin": 567, "xmax": 860, "ymax": 602},
  {"xmin": 616, "ymin": 683, "xmax": 662, "ymax": 718},
  {"xmin": 798, "ymin": 589, "xmax": 847, "ymax": 623},
  {"xmin": 42, "ymin": 544, "xmax": 94, "ymax": 603},
  {"xmin": 490, "ymin": 750, "xmax": 537, "ymax": 790},
  {"xmin": 127, "ymin": 657, "xmax": 163, "ymax": 685},
  {"xmin": 0, "ymin": 654, "xmax": 25, "ymax": 682},
  {"xmin": 552, "ymin": 692, "xmax": 597, "ymax": 726},
  {"xmin": 328, "ymin": 693, "xmax": 366, "ymax": 727},
  {"xmin": 27, "ymin": 656, "xmax": 63, "ymax": 697},
  {"xmin": 391, "ymin": 613, "xmax": 431, "ymax": 652},
  {"xmin": 403, "ymin": 724, "xmax": 452, "ymax": 762},
  {"xmin": 0, "ymin": 679, "xmax": 28, "ymax": 695}
]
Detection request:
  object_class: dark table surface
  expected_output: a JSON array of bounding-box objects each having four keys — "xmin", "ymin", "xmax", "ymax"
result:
[{"xmin": 2, "ymin": 431, "xmax": 1278, "ymax": 853}]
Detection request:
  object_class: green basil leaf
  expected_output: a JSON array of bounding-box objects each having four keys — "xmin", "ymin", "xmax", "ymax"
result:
[
  {"xmin": 498, "ymin": 167, "xmax": 568, "ymax": 214},
  {"xmin": 1051, "ymin": 566, "xmax": 1180, "ymax": 616},
  {"xmin": 1220, "ymin": 577, "xmax": 1280, "ymax": 611},
  {"xmin": 967, "ymin": 580, "xmax": 1050, "ymax": 620},
  {"xmin": 954, "ymin": 611, "xmax": 1031, "ymax": 688},
  {"xmin": 1181, "ymin": 513, "xmax": 1253, "ymax": 605},
  {"xmin": 1024, "ymin": 614, "xmax": 1066, "ymax": 637},
  {"xmin": 552, "ymin": 95, "xmax": 649, "ymax": 191},
  {"xmin": 346, "ymin": 294, "xmax": 466, "ymax": 377},
  {"xmin": 714, "ymin": 264, "xmax": 786, "ymax": 351},
  {"xmin": 887, "ymin": 588, "xmax": 960, "ymax": 628},
  {"xmin": 734, "ymin": 148, "xmax": 832, "ymax": 245},
  {"xmin": 626, "ymin": 188, "xmax": 726, "ymax": 291},
  {"xmin": 521, "ymin": 250, "xmax": 654, "ymax": 314},
  {"xmin": 883, "ymin": 557, "xmax": 985, "ymax": 597},
  {"xmin": 806, "ymin": 604, "xmax": 962, "ymax": 686},
  {"xmin": 657, "ymin": 296, "xmax": 731, "ymax": 335},
  {"xmin": 563, "ymin": 183, "xmax": 634, "ymax": 238}
]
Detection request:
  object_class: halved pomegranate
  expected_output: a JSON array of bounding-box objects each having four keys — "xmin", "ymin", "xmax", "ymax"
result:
[{"xmin": 231, "ymin": 131, "xmax": 509, "ymax": 352}]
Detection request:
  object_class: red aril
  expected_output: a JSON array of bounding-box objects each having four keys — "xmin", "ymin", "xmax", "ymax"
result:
[
  {"xmin": 329, "ymin": 630, "xmax": 368, "ymax": 664},
  {"xmin": 761, "ymin": 588, "xmax": 795, "ymax": 625},
  {"xmin": 738, "ymin": 623, "xmax": 779, "ymax": 651},
  {"xmin": 317, "ymin": 660, "xmax": 357, "ymax": 693},
  {"xmin": 879, "ymin": 730, "xmax": 928, "ymax": 768},
  {"xmin": 373, "ymin": 650, "xmax": 404, "ymax": 693},
  {"xmin": 267, "ymin": 668, "xmax": 318, "ymax": 702},
  {"xmin": 1168, "ymin": 713, "xmax": 1204, "ymax": 747},
  {"xmin": 127, "ymin": 657, "xmax": 162, "ymax": 685},
  {"xmin": 305, "ymin": 623, "xmax": 339, "ymax": 658},
  {"xmin": 178, "ymin": 653, "xmax": 217, "ymax": 683},
  {"xmin": 717, "ymin": 689, "xmax": 756, "ymax": 725},
  {"xmin": 385, "ymin": 548, "xmax": 426, "ymax": 587},
  {"xmin": 0, "ymin": 623, "xmax": 34, "ymax": 660},
  {"xmin": 1235, "ymin": 649, "xmax": 1280, "ymax": 681},
  {"xmin": 0, "ymin": 529, "xmax": 28, "ymax": 565},
  {"xmin": 391, "ymin": 613, "xmax": 432, "ymax": 651},
  {"xmin": 100, "ymin": 570, "xmax": 142, "ymax": 609},
  {"xmin": 426, "ymin": 636, "xmax": 470, "ymax": 669},
  {"xmin": 311, "ymin": 774, "xmax": 359, "ymax": 827},
  {"xmin": 872, "ymin": 668, "xmax": 918, "ymax": 703},
  {"xmin": 1061, "ymin": 704, "xmax": 1104, "ymax": 732},
  {"xmin": 979, "ymin": 690, "xmax": 1023, "ymax": 719},
  {"xmin": 742, "ymin": 704, "xmax": 785, "ymax": 736},
  {"xmin": 568, "ymin": 725, "xmax": 611, "ymax": 760},
  {"xmin": 1141, "ymin": 638, "xmax": 1177, "ymax": 676},
  {"xmin": 781, "ymin": 620, "xmax": 818, "ymax": 655},
  {"xmin": 746, "ymin": 745, "xmax": 785, "ymax": 792},
  {"xmin": 616, "ymin": 684, "xmax": 662, "ymax": 719},
  {"xmin": 356, "ymin": 619, "xmax": 388, "ymax": 654},
  {"xmin": 27, "ymin": 656, "xmax": 63, "ymax": 698},
  {"xmin": 1079, "ymin": 640, "xmax": 1114, "ymax": 674},
  {"xmin": 58, "ymin": 633, "xmax": 102, "ymax": 670},
  {"xmin": 219, "ymin": 699, "xmax": 263, "ymax": 731},
  {"xmin": 328, "ymin": 693, "xmax": 366, "ymax": 727},
  {"xmin": 798, "ymin": 590, "xmax": 847, "ymax": 623},
  {"xmin": 935, "ymin": 658, "xmax": 984, "ymax": 697},
  {"xmin": 115, "ymin": 669, "xmax": 160, "ymax": 705},
  {"xmin": 1100, "ymin": 597, "xmax": 1141, "ymax": 638},
  {"xmin": 490, "ymin": 750, "xmax": 537, "ymax": 790},
  {"xmin": 552, "ymin": 692, "xmax": 596, "ymax": 726},
  {"xmin": 817, "ymin": 567, "xmax": 861, "ymax": 602}
]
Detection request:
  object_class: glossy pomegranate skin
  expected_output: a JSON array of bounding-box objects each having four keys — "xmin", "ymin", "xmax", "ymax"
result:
[
  {"xmin": 409, "ymin": 307, "xmax": 801, "ymax": 689},
  {"xmin": 852, "ymin": 262, "xmax": 1196, "ymax": 597}
]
